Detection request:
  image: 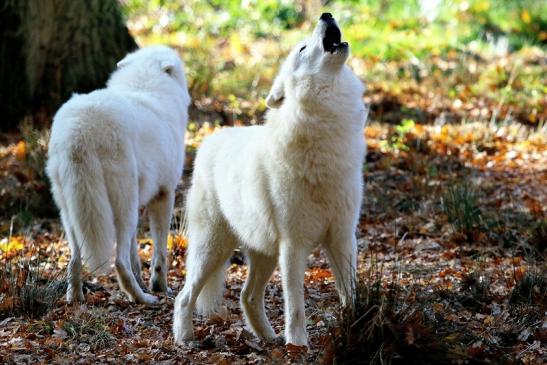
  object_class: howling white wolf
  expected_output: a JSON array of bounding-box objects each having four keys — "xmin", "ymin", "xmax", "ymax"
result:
[
  {"xmin": 173, "ymin": 13, "xmax": 367, "ymax": 346},
  {"xmin": 46, "ymin": 46, "xmax": 190, "ymax": 305}
]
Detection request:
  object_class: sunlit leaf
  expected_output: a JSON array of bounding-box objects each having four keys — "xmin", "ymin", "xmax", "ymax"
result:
[
  {"xmin": 13, "ymin": 141, "xmax": 26, "ymax": 161},
  {"xmin": 0, "ymin": 236, "xmax": 25, "ymax": 254}
]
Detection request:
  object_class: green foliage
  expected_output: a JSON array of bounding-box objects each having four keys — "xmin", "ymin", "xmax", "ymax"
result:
[
  {"xmin": 123, "ymin": 0, "xmax": 303, "ymax": 37},
  {"xmin": 124, "ymin": 0, "xmax": 546, "ymax": 61},
  {"xmin": 335, "ymin": 0, "xmax": 546, "ymax": 60},
  {"xmin": 380, "ymin": 119, "xmax": 415, "ymax": 151},
  {"xmin": 463, "ymin": 0, "xmax": 547, "ymax": 50},
  {"xmin": 121, "ymin": 1, "xmax": 545, "ymax": 122}
]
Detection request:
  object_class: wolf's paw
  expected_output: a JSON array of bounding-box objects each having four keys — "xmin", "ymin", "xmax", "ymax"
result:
[
  {"xmin": 175, "ymin": 338, "xmax": 199, "ymax": 348},
  {"xmin": 254, "ymin": 326, "xmax": 277, "ymax": 341},
  {"xmin": 150, "ymin": 275, "xmax": 170, "ymax": 294},
  {"xmin": 285, "ymin": 332, "xmax": 308, "ymax": 348},
  {"xmin": 138, "ymin": 293, "xmax": 159, "ymax": 305},
  {"xmin": 173, "ymin": 326, "xmax": 194, "ymax": 345},
  {"xmin": 269, "ymin": 335, "xmax": 285, "ymax": 346},
  {"xmin": 150, "ymin": 282, "xmax": 172, "ymax": 295},
  {"xmin": 67, "ymin": 289, "xmax": 85, "ymax": 303}
]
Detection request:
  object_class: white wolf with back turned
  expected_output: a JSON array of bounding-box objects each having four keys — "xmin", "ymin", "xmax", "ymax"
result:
[
  {"xmin": 173, "ymin": 13, "xmax": 367, "ymax": 346},
  {"xmin": 46, "ymin": 46, "xmax": 190, "ymax": 305}
]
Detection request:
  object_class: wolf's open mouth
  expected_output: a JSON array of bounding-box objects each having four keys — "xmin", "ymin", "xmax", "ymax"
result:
[
  {"xmin": 321, "ymin": 14, "xmax": 342, "ymax": 53},
  {"xmin": 322, "ymin": 21, "xmax": 342, "ymax": 53}
]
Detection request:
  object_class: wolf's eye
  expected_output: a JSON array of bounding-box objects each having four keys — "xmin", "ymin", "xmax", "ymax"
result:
[{"xmin": 299, "ymin": 45, "xmax": 307, "ymax": 53}]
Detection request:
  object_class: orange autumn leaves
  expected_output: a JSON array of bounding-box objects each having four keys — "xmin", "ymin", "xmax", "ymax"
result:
[
  {"xmin": 137, "ymin": 234, "xmax": 187, "ymax": 251},
  {"xmin": 0, "ymin": 235, "xmax": 188, "ymax": 260},
  {"xmin": 14, "ymin": 141, "xmax": 27, "ymax": 161},
  {"xmin": 366, "ymin": 121, "xmax": 546, "ymax": 172}
]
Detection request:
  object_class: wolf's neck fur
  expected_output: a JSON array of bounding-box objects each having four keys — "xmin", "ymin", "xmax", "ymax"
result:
[{"xmin": 265, "ymin": 103, "xmax": 365, "ymax": 184}]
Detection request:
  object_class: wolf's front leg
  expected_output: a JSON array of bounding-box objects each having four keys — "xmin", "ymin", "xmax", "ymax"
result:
[
  {"xmin": 148, "ymin": 188, "xmax": 174, "ymax": 294},
  {"xmin": 279, "ymin": 241, "xmax": 309, "ymax": 347}
]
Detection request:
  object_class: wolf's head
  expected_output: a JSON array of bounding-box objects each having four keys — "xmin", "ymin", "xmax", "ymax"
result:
[
  {"xmin": 109, "ymin": 46, "xmax": 190, "ymax": 103},
  {"xmin": 266, "ymin": 13, "xmax": 361, "ymax": 111}
]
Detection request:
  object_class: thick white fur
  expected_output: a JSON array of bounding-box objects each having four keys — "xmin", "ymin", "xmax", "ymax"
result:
[
  {"xmin": 46, "ymin": 46, "xmax": 190, "ymax": 305},
  {"xmin": 173, "ymin": 19, "xmax": 367, "ymax": 346}
]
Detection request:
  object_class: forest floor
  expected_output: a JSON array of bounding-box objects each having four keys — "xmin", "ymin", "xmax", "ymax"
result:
[{"xmin": 0, "ymin": 115, "xmax": 545, "ymax": 364}]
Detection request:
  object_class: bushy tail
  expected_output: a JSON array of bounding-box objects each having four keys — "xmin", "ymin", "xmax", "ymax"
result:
[{"xmin": 48, "ymin": 146, "xmax": 115, "ymax": 274}]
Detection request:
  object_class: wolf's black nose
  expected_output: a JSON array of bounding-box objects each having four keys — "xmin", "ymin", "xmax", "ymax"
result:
[{"xmin": 320, "ymin": 13, "xmax": 333, "ymax": 21}]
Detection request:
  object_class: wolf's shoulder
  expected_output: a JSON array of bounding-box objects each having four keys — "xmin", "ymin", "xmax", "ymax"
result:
[
  {"xmin": 59, "ymin": 88, "xmax": 127, "ymax": 112},
  {"xmin": 52, "ymin": 88, "xmax": 134, "ymax": 133}
]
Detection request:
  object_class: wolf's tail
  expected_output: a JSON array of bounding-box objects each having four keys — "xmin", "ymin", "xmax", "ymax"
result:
[{"xmin": 47, "ymin": 141, "xmax": 115, "ymax": 274}]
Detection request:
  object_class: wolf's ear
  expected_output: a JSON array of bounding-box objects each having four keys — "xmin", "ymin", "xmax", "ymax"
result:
[
  {"xmin": 266, "ymin": 77, "xmax": 284, "ymax": 109},
  {"xmin": 161, "ymin": 60, "xmax": 175, "ymax": 75}
]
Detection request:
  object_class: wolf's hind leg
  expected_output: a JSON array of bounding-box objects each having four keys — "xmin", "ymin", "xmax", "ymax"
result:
[
  {"xmin": 173, "ymin": 220, "xmax": 235, "ymax": 344},
  {"xmin": 110, "ymin": 175, "xmax": 158, "ymax": 305},
  {"xmin": 115, "ymin": 223, "xmax": 158, "ymax": 304},
  {"xmin": 65, "ymin": 224, "xmax": 85, "ymax": 303},
  {"xmin": 53, "ymin": 177, "xmax": 84, "ymax": 303},
  {"xmin": 148, "ymin": 188, "xmax": 174, "ymax": 293}
]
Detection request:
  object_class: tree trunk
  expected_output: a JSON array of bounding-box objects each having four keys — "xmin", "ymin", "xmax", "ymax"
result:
[{"xmin": 0, "ymin": 0, "xmax": 137, "ymax": 131}]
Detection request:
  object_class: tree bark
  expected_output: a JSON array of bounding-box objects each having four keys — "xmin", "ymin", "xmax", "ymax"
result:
[{"xmin": 0, "ymin": 0, "xmax": 137, "ymax": 131}]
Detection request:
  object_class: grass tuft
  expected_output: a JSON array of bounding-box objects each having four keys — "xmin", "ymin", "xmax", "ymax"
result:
[
  {"xmin": 0, "ymin": 245, "xmax": 66, "ymax": 319},
  {"xmin": 331, "ymin": 279, "xmax": 467, "ymax": 365},
  {"xmin": 441, "ymin": 183, "xmax": 483, "ymax": 240},
  {"xmin": 510, "ymin": 271, "xmax": 547, "ymax": 306},
  {"xmin": 62, "ymin": 310, "xmax": 115, "ymax": 350}
]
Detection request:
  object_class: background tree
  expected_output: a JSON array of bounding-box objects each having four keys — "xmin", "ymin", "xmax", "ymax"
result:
[{"xmin": 0, "ymin": 0, "xmax": 137, "ymax": 131}]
